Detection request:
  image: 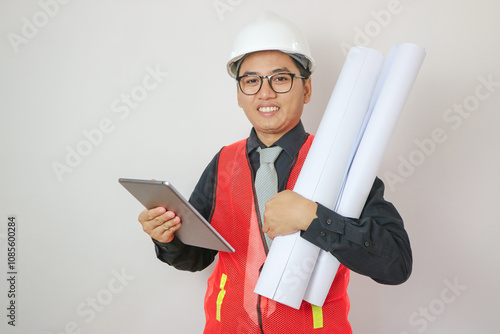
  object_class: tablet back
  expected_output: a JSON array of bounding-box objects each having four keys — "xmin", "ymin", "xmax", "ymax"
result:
[{"xmin": 119, "ymin": 178, "xmax": 234, "ymax": 253}]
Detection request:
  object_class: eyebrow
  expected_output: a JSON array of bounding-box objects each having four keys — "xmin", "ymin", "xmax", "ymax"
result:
[{"xmin": 241, "ymin": 67, "xmax": 292, "ymax": 76}]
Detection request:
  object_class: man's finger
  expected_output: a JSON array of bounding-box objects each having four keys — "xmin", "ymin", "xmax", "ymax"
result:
[
  {"xmin": 147, "ymin": 207, "xmax": 167, "ymax": 220},
  {"xmin": 138, "ymin": 207, "xmax": 165, "ymax": 223}
]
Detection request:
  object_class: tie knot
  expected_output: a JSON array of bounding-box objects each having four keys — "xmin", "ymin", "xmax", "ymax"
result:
[{"xmin": 258, "ymin": 146, "xmax": 283, "ymax": 164}]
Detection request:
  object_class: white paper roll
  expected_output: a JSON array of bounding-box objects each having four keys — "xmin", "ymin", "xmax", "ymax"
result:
[
  {"xmin": 254, "ymin": 47, "xmax": 385, "ymax": 309},
  {"xmin": 255, "ymin": 43, "xmax": 425, "ymax": 309},
  {"xmin": 303, "ymin": 43, "xmax": 426, "ymax": 306},
  {"xmin": 336, "ymin": 43, "xmax": 426, "ymax": 218}
]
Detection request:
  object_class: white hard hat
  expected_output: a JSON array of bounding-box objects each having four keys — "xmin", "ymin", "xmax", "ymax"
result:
[{"xmin": 227, "ymin": 11, "xmax": 316, "ymax": 78}]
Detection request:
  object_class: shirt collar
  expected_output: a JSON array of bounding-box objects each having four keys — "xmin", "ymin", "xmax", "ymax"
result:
[{"xmin": 247, "ymin": 121, "xmax": 308, "ymax": 159}]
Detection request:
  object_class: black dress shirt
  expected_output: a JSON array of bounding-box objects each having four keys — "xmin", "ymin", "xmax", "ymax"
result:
[{"xmin": 154, "ymin": 121, "xmax": 412, "ymax": 285}]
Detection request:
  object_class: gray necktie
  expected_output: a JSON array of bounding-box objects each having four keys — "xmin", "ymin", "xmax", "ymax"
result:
[{"xmin": 255, "ymin": 146, "xmax": 283, "ymax": 249}]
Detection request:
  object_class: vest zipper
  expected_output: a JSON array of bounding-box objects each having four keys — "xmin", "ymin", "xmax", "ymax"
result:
[
  {"xmin": 245, "ymin": 142, "xmax": 267, "ymax": 332},
  {"xmin": 257, "ymin": 264, "xmax": 265, "ymax": 333},
  {"xmin": 257, "ymin": 295, "xmax": 265, "ymax": 333}
]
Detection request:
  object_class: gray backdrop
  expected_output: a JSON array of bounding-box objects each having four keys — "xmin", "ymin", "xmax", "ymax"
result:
[{"xmin": 1, "ymin": 0, "xmax": 498, "ymax": 333}]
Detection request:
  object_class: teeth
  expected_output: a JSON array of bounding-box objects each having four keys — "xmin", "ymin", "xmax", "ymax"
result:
[{"xmin": 259, "ymin": 107, "xmax": 279, "ymax": 112}]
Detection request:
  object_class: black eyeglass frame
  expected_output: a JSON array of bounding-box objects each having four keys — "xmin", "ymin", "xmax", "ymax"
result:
[{"xmin": 236, "ymin": 72, "xmax": 307, "ymax": 95}]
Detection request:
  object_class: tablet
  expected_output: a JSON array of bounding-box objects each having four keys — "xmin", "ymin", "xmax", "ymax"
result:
[{"xmin": 119, "ymin": 178, "xmax": 234, "ymax": 253}]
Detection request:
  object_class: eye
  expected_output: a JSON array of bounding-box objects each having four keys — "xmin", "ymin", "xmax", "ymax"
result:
[
  {"xmin": 272, "ymin": 74, "xmax": 291, "ymax": 85},
  {"xmin": 242, "ymin": 76, "xmax": 260, "ymax": 86}
]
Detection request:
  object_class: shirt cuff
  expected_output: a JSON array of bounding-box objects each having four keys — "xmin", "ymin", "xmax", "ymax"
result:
[
  {"xmin": 301, "ymin": 203, "xmax": 347, "ymax": 252},
  {"xmin": 152, "ymin": 236, "xmax": 185, "ymax": 251}
]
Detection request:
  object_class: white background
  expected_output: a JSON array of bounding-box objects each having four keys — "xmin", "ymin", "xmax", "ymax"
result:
[{"xmin": 1, "ymin": 1, "xmax": 499, "ymax": 333}]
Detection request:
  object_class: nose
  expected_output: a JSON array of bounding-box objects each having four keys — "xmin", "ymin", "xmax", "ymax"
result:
[{"xmin": 257, "ymin": 77, "xmax": 277, "ymax": 99}]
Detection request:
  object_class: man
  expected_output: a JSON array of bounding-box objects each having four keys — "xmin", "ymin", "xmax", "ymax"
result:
[{"xmin": 138, "ymin": 12, "xmax": 412, "ymax": 333}]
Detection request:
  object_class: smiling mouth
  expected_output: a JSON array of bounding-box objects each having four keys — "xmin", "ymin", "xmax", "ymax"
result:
[{"xmin": 258, "ymin": 106, "xmax": 280, "ymax": 112}]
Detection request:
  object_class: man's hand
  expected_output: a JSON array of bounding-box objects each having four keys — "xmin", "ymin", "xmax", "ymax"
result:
[
  {"xmin": 138, "ymin": 207, "xmax": 181, "ymax": 243},
  {"xmin": 262, "ymin": 190, "xmax": 318, "ymax": 239}
]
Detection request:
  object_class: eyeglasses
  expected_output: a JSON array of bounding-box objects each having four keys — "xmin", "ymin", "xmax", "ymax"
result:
[{"xmin": 236, "ymin": 72, "xmax": 306, "ymax": 95}]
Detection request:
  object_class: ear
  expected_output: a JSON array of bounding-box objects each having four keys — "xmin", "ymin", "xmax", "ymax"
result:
[{"xmin": 303, "ymin": 78, "xmax": 312, "ymax": 104}]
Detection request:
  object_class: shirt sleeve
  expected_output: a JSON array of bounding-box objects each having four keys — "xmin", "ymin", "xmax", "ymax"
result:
[
  {"xmin": 152, "ymin": 152, "xmax": 220, "ymax": 272},
  {"xmin": 300, "ymin": 177, "xmax": 412, "ymax": 285}
]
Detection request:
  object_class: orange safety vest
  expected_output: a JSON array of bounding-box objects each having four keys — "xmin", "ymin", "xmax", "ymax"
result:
[{"xmin": 204, "ymin": 136, "xmax": 352, "ymax": 334}]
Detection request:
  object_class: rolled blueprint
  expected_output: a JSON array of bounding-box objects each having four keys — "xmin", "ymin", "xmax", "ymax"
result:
[
  {"xmin": 255, "ymin": 43, "xmax": 426, "ymax": 309},
  {"xmin": 254, "ymin": 47, "xmax": 385, "ymax": 309},
  {"xmin": 303, "ymin": 43, "xmax": 426, "ymax": 306},
  {"xmin": 336, "ymin": 43, "xmax": 426, "ymax": 217}
]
